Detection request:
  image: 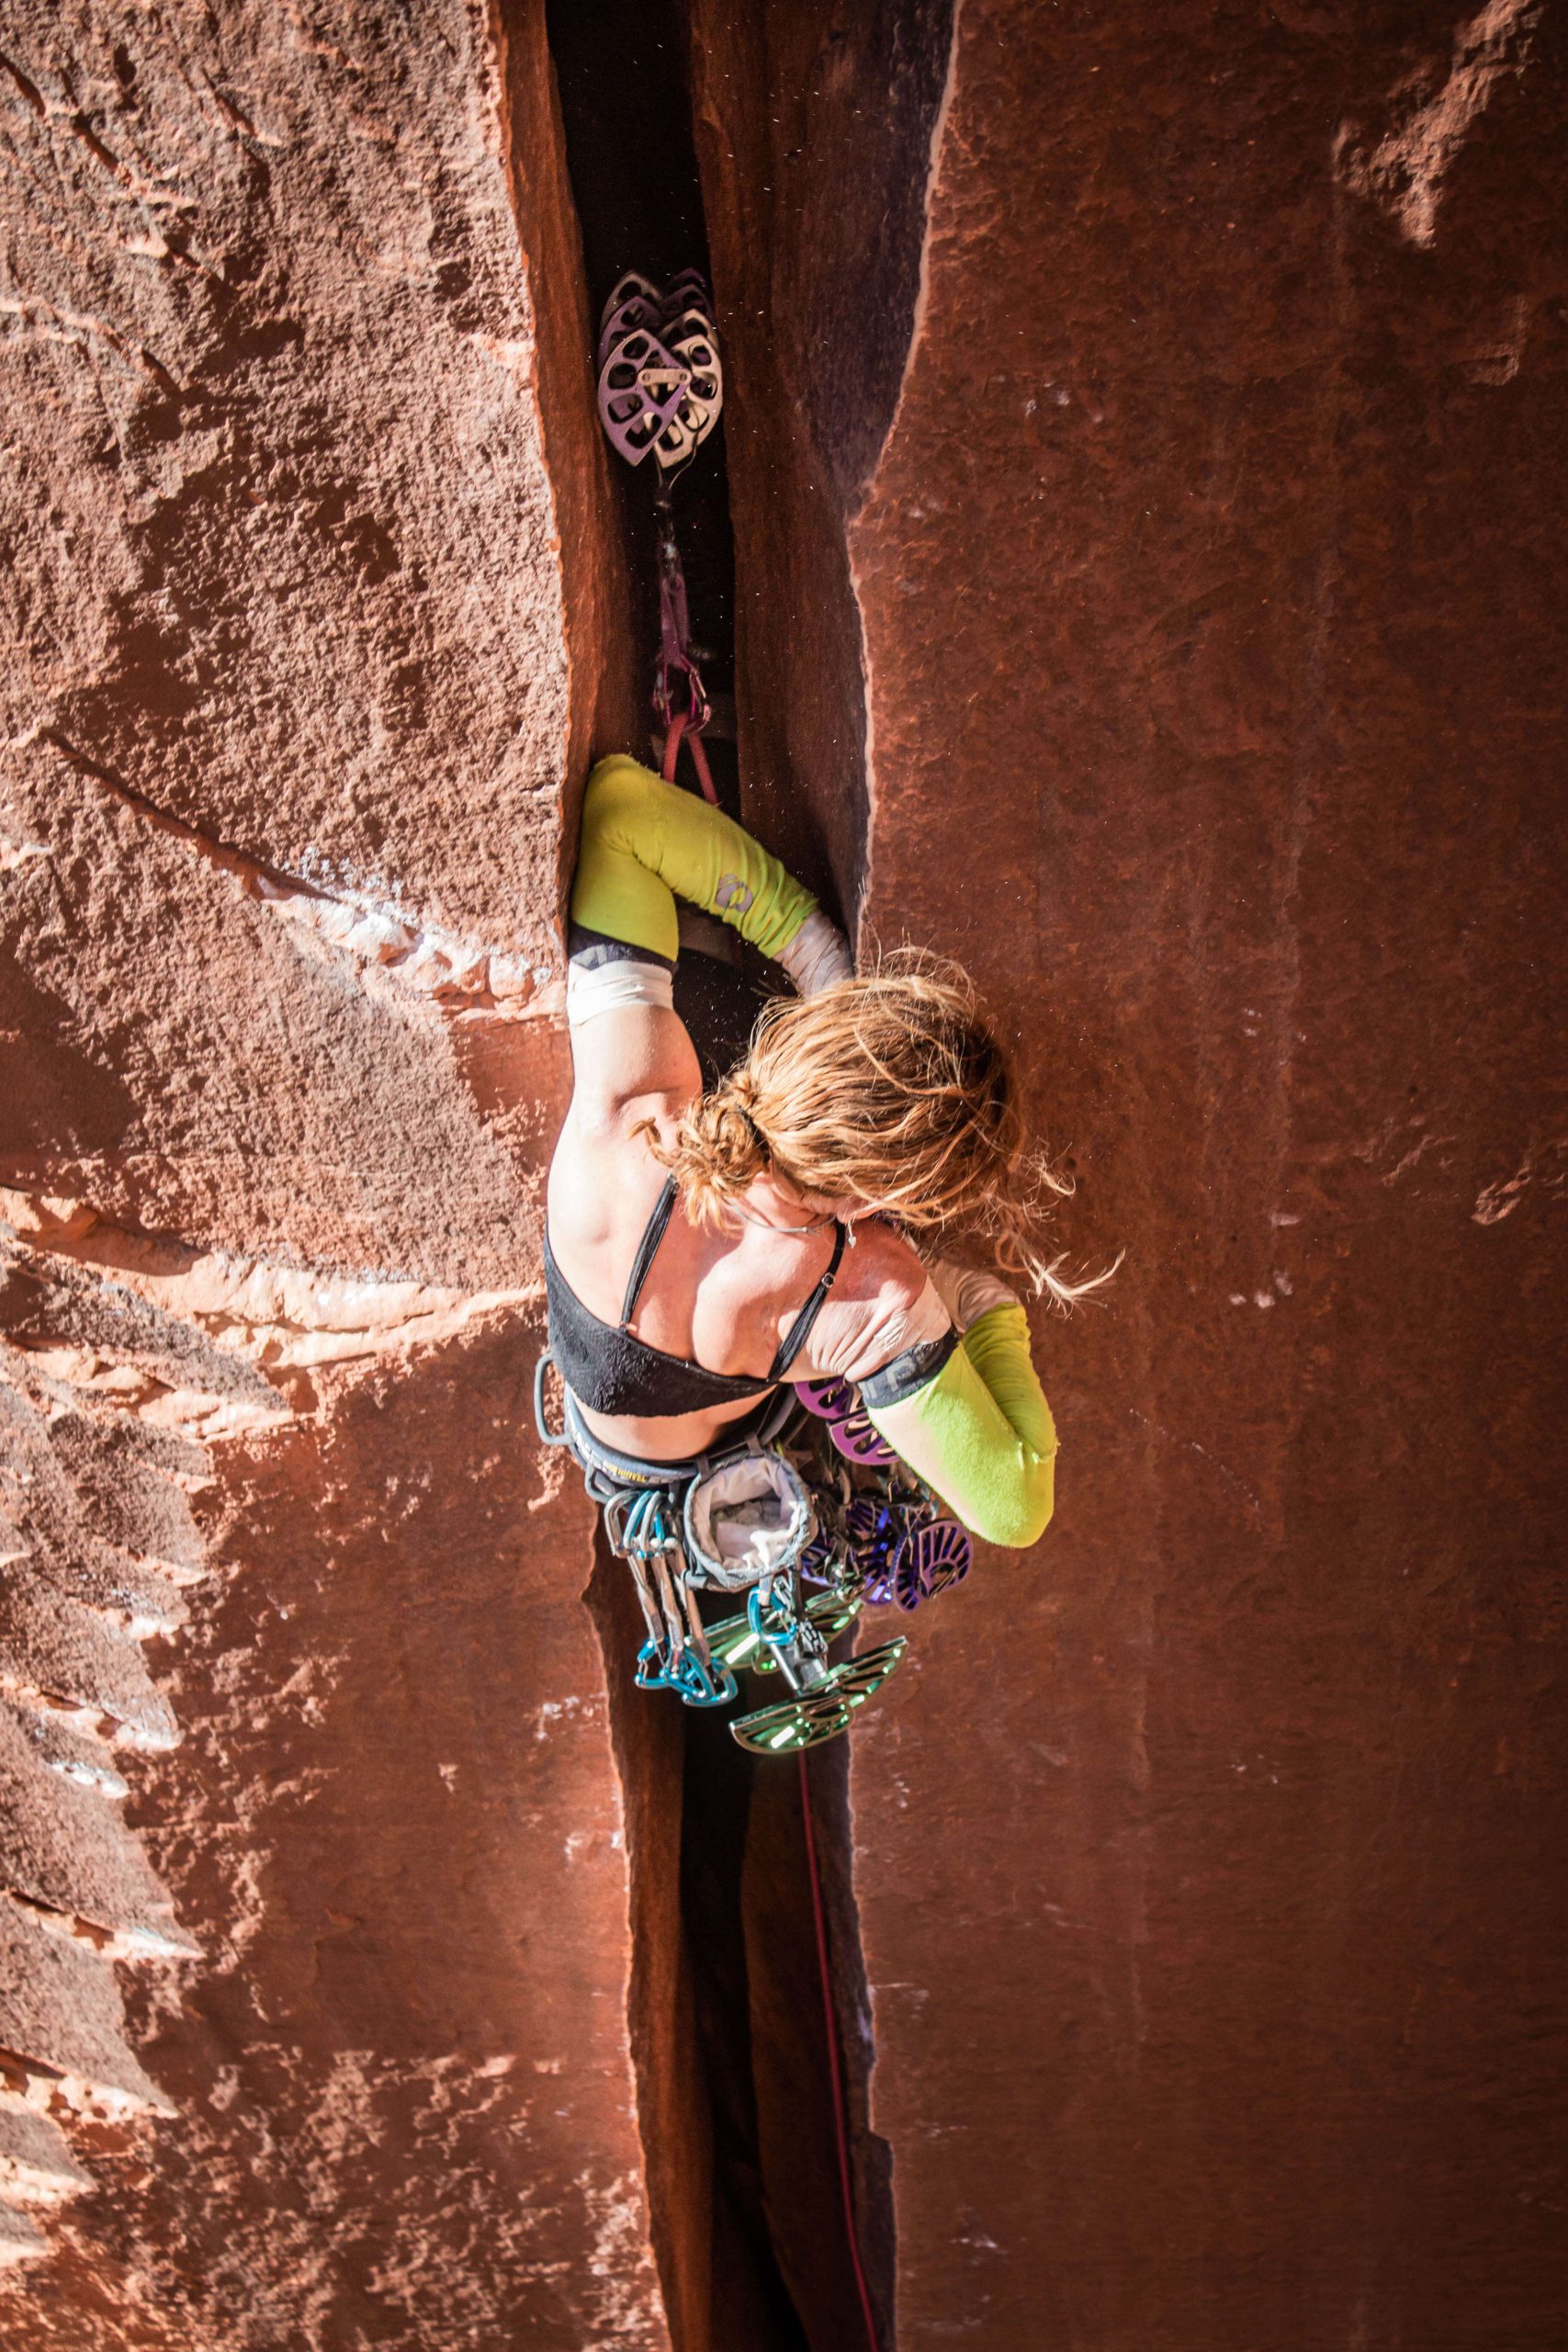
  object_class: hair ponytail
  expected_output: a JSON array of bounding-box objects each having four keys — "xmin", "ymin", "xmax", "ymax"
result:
[{"xmin": 636, "ymin": 1068, "xmax": 770, "ymax": 1227}]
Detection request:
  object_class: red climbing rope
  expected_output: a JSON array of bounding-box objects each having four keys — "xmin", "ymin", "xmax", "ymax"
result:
[{"xmin": 799, "ymin": 1749, "xmax": 881, "ymax": 2352}]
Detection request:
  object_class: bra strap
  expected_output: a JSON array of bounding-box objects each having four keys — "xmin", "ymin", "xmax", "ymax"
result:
[
  {"xmin": 621, "ymin": 1175, "xmax": 680, "ymax": 1328},
  {"xmin": 767, "ymin": 1221, "xmax": 847, "ymax": 1380}
]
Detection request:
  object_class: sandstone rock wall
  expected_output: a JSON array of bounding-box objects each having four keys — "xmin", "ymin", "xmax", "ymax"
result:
[
  {"xmin": 0, "ymin": 6, "xmax": 660, "ymax": 2343},
  {"xmin": 693, "ymin": 3, "xmax": 1568, "ymax": 2346}
]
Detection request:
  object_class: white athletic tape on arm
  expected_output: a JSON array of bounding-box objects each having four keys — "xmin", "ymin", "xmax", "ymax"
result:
[
  {"xmin": 566, "ymin": 956, "xmax": 676, "ymax": 1025},
  {"xmin": 926, "ymin": 1256, "xmax": 1021, "ymax": 1333},
  {"xmin": 777, "ymin": 909, "xmax": 853, "ymax": 997}
]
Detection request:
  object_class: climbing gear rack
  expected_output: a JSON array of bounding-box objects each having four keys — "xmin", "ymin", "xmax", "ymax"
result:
[
  {"xmin": 596, "ymin": 269, "xmax": 725, "ymax": 804},
  {"xmin": 535, "ymin": 1354, "xmax": 968, "ymax": 1755}
]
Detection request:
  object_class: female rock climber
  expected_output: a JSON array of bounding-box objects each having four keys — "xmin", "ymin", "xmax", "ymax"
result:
[{"xmin": 544, "ymin": 752, "xmax": 1087, "ymax": 1550}]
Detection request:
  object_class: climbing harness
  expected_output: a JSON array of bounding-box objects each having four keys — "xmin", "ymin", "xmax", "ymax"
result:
[
  {"xmin": 595, "ymin": 269, "xmax": 724, "ymax": 803},
  {"xmin": 535, "ymin": 1351, "xmax": 969, "ymax": 1755}
]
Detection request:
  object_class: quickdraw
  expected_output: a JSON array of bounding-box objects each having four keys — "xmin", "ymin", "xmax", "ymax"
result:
[
  {"xmin": 596, "ymin": 268, "xmax": 724, "ymax": 805},
  {"xmin": 604, "ymin": 1487, "xmax": 737, "ymax": 1710}
]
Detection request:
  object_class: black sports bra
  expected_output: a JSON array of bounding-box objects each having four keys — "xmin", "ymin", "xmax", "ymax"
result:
[{"xmin": 544, "ymin": 1174, "xmax": 846, "ymax": 1419}]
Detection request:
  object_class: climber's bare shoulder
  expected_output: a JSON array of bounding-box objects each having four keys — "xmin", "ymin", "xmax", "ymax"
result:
[
  {"xmin": 793, "ymin": 1219, "xmax": 949, "ymax": 1387},
  {"xmin": 566, "ymin": 1001, "xmax": 701, "ymax": 1136},
  {"xmin": 550, "ymin": 1005, "xmax": 698, "ymax": 1280}
]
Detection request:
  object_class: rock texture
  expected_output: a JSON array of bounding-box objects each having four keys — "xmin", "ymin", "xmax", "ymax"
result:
[
  {"xmin": 693, "ymin": 1, "xmax": 1568, "ymax": 2346},
  {"xmin": 0, "ymin": 3, "xmax": 659, "ymax": 2343}
]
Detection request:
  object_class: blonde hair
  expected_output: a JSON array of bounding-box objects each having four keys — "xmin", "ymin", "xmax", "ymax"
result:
[{"xmin": 642, "ymin": 948, "xmax": 1113, "ymax": 1308}]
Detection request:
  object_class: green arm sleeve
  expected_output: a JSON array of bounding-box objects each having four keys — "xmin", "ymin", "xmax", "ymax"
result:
[
  {"xmin": 570, "ymin": 754, "xmax": 818, "ymax": 964},
  {"xmin": 866, "ymin": 1305, "xmax": 1057, "ymax": 1551}
]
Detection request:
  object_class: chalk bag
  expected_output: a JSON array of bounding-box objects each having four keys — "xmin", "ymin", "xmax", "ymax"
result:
[{"xmin": 681, "ymin": 1444, "xmax": 816, "ymax": 1594}]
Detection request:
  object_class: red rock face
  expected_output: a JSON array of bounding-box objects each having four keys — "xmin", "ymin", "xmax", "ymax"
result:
[
  {"xmin": 0, "ymin": 4, "xmax": 659, "ymax": 2343},
  {"xmin": 694, "ymin": 2, "xmax": 1568, "ymax": 2346}
]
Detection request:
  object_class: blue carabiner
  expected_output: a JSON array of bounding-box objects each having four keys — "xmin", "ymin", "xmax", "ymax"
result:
[
  {"xmin": 624, "ymin": 1489, "xmax": 660, "ymax": 1552},
  {"xmin": 673, "ymin": 1650, "xmax": 739, "ymax": 1708},
  {"xmin": 636, "ymin": 1638, "xmax": 673, "ymax": 1691},
  {"xmin": 747, "ymin": 1584, "xmax": 795, "ymax": 1650}
]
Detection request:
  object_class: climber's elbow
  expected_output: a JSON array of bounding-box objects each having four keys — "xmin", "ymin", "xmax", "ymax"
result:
[
  {"xmin": 580, "ymin": 752, "xmax": 647, "ymax": 846},
  {"xmin": 961, "ymin": 1451, "xmax": 1056, "ymax": 1551}
]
